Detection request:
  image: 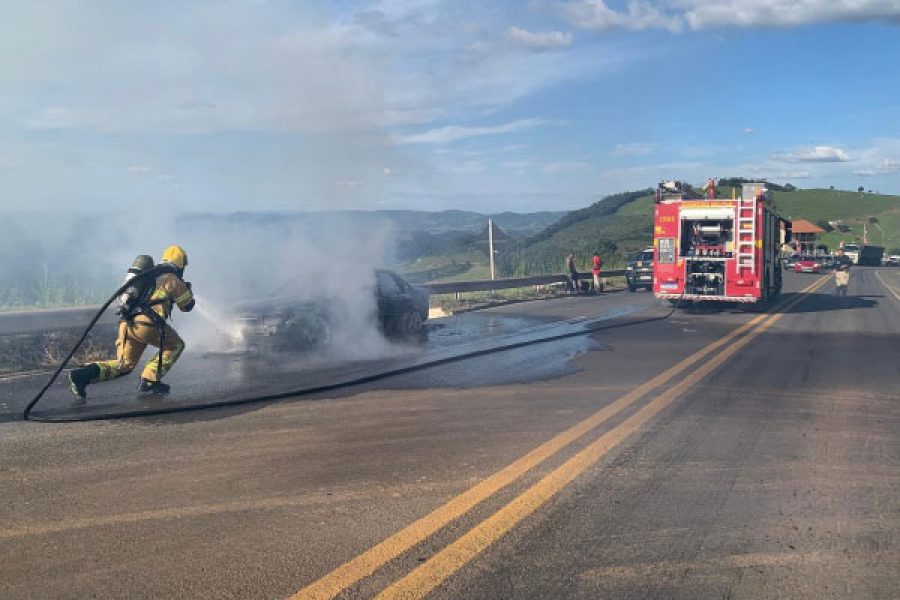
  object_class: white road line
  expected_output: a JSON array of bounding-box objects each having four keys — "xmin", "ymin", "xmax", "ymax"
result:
[{"xmin": 875, "ymin": 270, "xmax": 900, "ymax": 302}]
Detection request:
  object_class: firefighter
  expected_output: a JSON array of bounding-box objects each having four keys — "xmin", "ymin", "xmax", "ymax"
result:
[{"xmin": 68, "ymin": 245, "xmax": 195, "ymax": 401}]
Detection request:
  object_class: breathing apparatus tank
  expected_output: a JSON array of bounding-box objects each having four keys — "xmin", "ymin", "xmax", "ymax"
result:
[{"xmin": 117, "ymin": 255, "xmax": 156, "ymax": 319}]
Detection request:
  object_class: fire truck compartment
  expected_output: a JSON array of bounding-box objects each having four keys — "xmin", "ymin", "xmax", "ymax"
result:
[
  {"xmin": 685, "ymin": 260, "xmax": 726, "ymax": 296},
  {"xmin": 680, "ymin": 218, "xmax": 734, "ymax": 258}
]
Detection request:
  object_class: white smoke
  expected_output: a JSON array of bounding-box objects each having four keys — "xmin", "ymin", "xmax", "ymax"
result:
[
  {"xmin": 172, "ymin": 214, "xmax": 398, "ymax": 360},
  {"xmin": 0, "ymin": 210, "xmax": 402, "ymax": 362}
]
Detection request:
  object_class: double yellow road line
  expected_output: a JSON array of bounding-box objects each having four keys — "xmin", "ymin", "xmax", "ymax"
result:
[{"xmin": 294, "ymin": 276, "xmax": 830, "ymax": 600}]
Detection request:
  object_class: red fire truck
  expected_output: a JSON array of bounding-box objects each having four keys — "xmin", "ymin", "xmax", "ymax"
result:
[{"xmin": 653, "ymin": 180, "xmax": 791, "ymax": 306}]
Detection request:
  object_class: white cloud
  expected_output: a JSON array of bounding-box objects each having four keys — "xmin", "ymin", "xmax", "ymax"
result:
[
  {"xmin": 125, "ymin": 165, "xmax": 154, "ymax": 173},
  {"xmin": 612, "ymin": 142, "xmax": 656, "ymax": 156},
  {"xmin": 561, "ymin": 0, "xmax": 682, "ymax": 31},
  {"xmin": 561, "ymin": 0, "xmax": 900, "ymax": 32},
  {"xmin": 394, "ymin": 118, "xmax": 550, "ymax": 144},
  {"xmin": 1, "ymin": 3, "xmax": 390, "ymax": 135},
  {"xmin": 875, "ymin": 158, "xmax": 900, "ymax": 172},
  {"xmin": 773, "ymin": 146, "xmax": 852, "ymax": 163},
  {"xmin": 507, "ymin": 26, "xmax": 574, "ymax": 49},
  {"xmin": 683, "ymin": 0, "xmax": 900, "ymax": 29},
  {"xmin": 744, "ymin": 127, "xmax": 755, "ymax": 134},
  {"xmin": 855, "ymin": 169, "xmax": 877, "ymax": 176}
]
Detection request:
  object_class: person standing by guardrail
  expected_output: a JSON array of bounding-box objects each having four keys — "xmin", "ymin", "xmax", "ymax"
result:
[
  {"xmin": 592, "ymin": 253, "xmax": 603, "ymax": 294},
  {"xmin": 566, "ymin": 253, "xmax": 579, "ymax": 295}
]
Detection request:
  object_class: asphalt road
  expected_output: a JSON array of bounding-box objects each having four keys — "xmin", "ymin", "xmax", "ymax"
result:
[{"xmin": 1, "ymin": 269, "xmax": 898, "ymax": 599}]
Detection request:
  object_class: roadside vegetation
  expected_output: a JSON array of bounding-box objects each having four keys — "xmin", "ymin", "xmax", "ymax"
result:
[
  {"xmin": 0, "ymin": 264, "xmax": 112, "ymax": 311},
  {"xmin": 0, "ymin": 326, "xmax": 116, "ymax": 375}
]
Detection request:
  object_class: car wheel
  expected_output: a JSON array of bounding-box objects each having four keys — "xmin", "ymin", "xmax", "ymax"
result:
[{"xmin": 401, "ymin": 309, "xmax": 423, "ymax": 336}]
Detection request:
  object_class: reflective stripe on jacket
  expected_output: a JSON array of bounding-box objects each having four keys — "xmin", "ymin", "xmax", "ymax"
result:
[{"xmin": 149, "ymin": 273, "xmax": 194, "ymax": 319}]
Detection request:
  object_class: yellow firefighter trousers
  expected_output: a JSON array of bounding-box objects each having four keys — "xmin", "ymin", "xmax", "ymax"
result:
[{"xmin": 94, "ymin": 318, "xmax": 185, "ymax": 383}]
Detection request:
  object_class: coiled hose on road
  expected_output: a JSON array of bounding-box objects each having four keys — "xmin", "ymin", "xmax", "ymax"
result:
[{"xmin": 24, "ymin": 285, "xmax": 686, "ymax": 423}]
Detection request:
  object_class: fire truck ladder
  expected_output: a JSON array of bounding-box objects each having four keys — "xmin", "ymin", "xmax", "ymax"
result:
[{"xmin": 736, "ymin": 195, "xmax": 756, "ymax": 274}]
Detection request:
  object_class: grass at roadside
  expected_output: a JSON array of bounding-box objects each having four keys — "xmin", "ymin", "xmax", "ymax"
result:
[{"xmin": 0, "ymin": 326, "xmax": 116, "ymax": 376}]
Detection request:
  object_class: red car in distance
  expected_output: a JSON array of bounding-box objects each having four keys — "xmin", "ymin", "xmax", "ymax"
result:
[{"xmin": 794, "ymin": 256, "xmax": 821, "ymax": 273}]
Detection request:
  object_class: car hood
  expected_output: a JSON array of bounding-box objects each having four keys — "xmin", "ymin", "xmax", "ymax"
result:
[{"xmin": 230, "ymin": 295, "xmax": 329, "ymax": 317}]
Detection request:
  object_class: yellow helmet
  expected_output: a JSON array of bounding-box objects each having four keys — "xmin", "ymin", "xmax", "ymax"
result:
[{"xmin": 161, "ymin": 245, "xmax": 188, "ymax": 270}]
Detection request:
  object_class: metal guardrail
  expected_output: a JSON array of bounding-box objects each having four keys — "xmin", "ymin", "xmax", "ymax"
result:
[
  {"xmin": 0, "ymin": 270, "xmax": 626, "ymax": 335},
  {"xmin": 422, "ymin": 270, "xmax": 625, "ymax": 294}
]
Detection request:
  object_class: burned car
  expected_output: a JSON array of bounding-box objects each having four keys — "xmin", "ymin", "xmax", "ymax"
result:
[
  {"xmin": 373, "ymin": 269, "xmax": 430, "ymax": 337},
  {"xmin": 231, "ymin": 269, "xmax": 429, "ymax": 352},
  {"xmin": 230, "ymin": 297, "xmax": 333, "ymax": 353}
]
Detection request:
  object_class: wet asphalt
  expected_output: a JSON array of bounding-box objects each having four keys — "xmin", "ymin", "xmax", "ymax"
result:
[
  {"xmin": 1, "ymin": 297, "xmax": 642, "ymax": 420},
  {"xmin": 0, "ymin": 269, "xmax": 898, "ymax": 599}
]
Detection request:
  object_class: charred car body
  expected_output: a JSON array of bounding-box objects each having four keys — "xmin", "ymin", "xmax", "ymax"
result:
[{"xmin": 231, "ymin": 269, "xmax": 429, "ymax": 352}]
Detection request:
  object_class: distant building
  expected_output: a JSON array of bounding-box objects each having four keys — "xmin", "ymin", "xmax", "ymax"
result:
[{"xmin": 790, "ymin": 219, "xmax": 825, "ymax": 254}]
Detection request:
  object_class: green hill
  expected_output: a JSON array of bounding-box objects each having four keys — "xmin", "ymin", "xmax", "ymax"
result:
[
  {"xmin": 496, "ymin": 190, "xmax": 654, "ymax": 275},
  {"xmin": 771, "ymin": 189, "xmax": 900, "ymax": 253},
  {"xmin": 491, "ymin": 185, "xmax": 900, "ymax": 277}
]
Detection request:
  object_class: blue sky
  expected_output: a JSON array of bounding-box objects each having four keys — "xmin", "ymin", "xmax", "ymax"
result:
[{"xmin": 1, "ymin": 0, "xmax": 899, "ymax": 214}]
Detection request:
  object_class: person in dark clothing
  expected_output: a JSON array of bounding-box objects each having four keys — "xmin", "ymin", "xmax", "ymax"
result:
[
  {"xmin": 834, "ymin": 248, "xmax": 852, "ymax": 270},
  {"xmin": 565, "ymin": 253, "xmax": 579, "ymax": 294}
]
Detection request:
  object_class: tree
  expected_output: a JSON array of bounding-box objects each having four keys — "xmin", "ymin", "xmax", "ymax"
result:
[
  {"xmin": 869, "ymin": 216, "xmax": 879, "ymax": 224},
  {"xmin": 784, "ymin": 183, "xmax": 797, "ymax": 192},
  {"xmin": 858, "ymin": 186, "xmax": 865, "ymax": 192},
  {"xmin": 829, "ymin": 185, "xmax": 835, "ymax": 190},
  {"xmin": 815, "ymin": 219, "xmax": 834, "ymax": 232}
]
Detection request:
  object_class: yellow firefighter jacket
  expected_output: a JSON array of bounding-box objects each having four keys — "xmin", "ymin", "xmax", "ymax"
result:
[{"xmin": 147, "ymin": 272, "xmax": 194, "ymax": 320}]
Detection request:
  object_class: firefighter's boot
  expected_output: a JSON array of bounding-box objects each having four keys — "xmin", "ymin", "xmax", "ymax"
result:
[
  {"xmin": 138, "ymin": 378, "xmax": 170, "ymax": 395},
  {"xmin": 68, "ymin": 365, "xmax": 99, "ymax": 403}
]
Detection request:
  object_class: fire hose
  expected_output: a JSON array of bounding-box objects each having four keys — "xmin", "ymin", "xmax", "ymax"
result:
[{"xmin": 24, "ymin": 286, "xmax": 686, "ymax": 423}]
